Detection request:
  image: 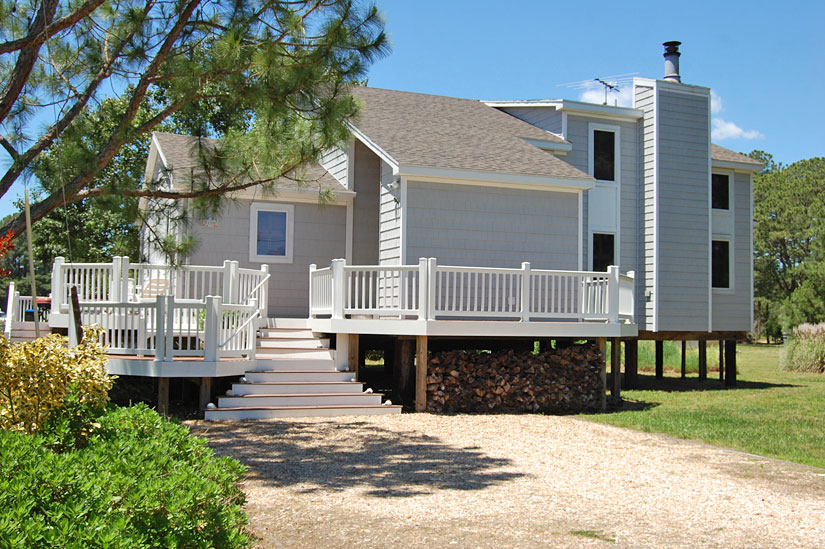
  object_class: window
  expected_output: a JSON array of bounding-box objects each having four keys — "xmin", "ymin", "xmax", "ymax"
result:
[
  {"xmin": 712, "ymin": 240, "xmax": 730, "ymax": 289},
  {"xmin": 249, "ymin": 203, "xmax": 294, "ymax": 263},
  {"xmin": 593, "ymin": 130, "xmax": 615, "ymax": 181},
  {"xmin": 592, "ymin": 233, "xmax": 615, "ymax": 272},
  {"xmin": 712, "ymin": 174, "xmax": 730, "ymax": 210}
]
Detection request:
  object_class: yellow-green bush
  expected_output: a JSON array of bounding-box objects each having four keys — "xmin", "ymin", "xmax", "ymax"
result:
[{"xmin": 0, "ymin": 329, "xmax": 114, "ymax": 435}]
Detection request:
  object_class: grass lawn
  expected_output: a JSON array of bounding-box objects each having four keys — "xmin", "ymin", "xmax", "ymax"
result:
[{"xmin": 586, "ymin": 344, "xmax": 825, "ymax": 468}]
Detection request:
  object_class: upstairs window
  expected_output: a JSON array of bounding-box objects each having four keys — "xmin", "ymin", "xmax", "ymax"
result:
[
  {"xmin": 249, "ymin": 203, "xmax": 294, "ymax": 263},
  {"xmin": 712, "ymin": 240, "xmax": 730, "ymax": 289},
  {"xmin": 593, "ymin": 130, "xmax": 615, "ymax": 181},
  {"xmin": 592, "ymin": 233, "xmax": 615, "ymax": 272},
  {"xmin": 712, "ymin": 174, "xmax": 730, "ymax": 210}
]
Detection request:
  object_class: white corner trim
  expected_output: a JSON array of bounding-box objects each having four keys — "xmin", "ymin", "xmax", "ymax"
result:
[
  {"xmin": 578, "ymin": 192, "xmax": 583, "ymax": 271},
  {"xmin": 708, "ymin": 98, "xmax": 714, "ymax": 333},
  {"xmin": 249, "ymin": 203, "xmax": 294, "ymax": 264},
  {"xmin": 652, "ymin": 80, "xmax": 659, "ymax": 332},
  {"xmin": 400, "ymin": 177, "xmax": 408, "ymax": 265},
  {"xmin": 152, "ymin": 133, "xmax": 169, "ymax": 170},
  {"xmin": 345, "ymin": 201, "xmax": 353, "ymax": 263}
]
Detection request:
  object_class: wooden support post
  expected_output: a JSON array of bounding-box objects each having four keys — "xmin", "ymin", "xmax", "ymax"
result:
[
  {"xmin": 725, "ymin": 340, "xmax": 737, "ymax": 387},
  {"xmin": 415, "ymin": 335, "xmax": 428, "ymax": 412},
  {"xmin": 681, "ymin": 340, "xmax": 686, "ymax": 378},
  {"xmin": 199, "ymin": 377, "xmax": 212, "ymax": 410},
  {"xmin": 610, "ymin": 338, "xmax": 621, "ymax": 401},
  {"xmin": 718, "ymin": 340, "xmax": 725, "ymax": 381},
  {"xmin": 698, "ymin": 340, "xmax": 707, "ymax": 381},
  {"xmin": 597, "ymin": 337, "xmax": 607, "ymax": 411},
  {"xmin": 157, "ymin": 377, "xmax": 169, "ymax": 415},
  {"xmin": 624, "ymin": 339, "xmax": 638, "ymax": 389},
  {"xmin": 655, "ymin": 340, "xmax": 664, "ymax": 379},
  {"xmin": 348, "ymin": 334, "xmax": 359, "ymax": 380}
]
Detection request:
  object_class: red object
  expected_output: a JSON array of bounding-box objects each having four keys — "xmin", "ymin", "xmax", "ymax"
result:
[{"xmin": 36, "ymin": 297, "xmax": 51, "ymax": 305}]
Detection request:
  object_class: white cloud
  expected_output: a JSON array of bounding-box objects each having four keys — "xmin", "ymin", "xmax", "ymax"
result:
[
  {"xmin": 712, "ymin": 118, "xmax": 764, "ymax": 140},
  {"xmin": 578, "ymin": 85, "xmax": 633, "ymax": 107},
  {"xmin": 710, "ymin": 90, "xmax": 723, "ymax": 115}
]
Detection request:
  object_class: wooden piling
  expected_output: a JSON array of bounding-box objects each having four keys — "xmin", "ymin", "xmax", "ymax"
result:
[
  {"xmin": 698, "ymin": 340, "xmax": 707, "ymax": 381},
  {"xmin": 348, "ymin": 334, "xmax": 359, "ymax": 380},
  {"xmin": 624, "ymin": 339, "xmax": 638, "ymax": 389},
  {"xmin": 199, "ymin": 377, "xmax": 212, "ymax": 410},
  {"xmin": 655, "ymin": 341, "xmax": 664, "ymax": 379},
  {"xmin": 415, "ymin": 335, "xmax": 428, "ymax": 412},
  {"xmin": 725, "ymin": 340, "xmax": 737, "ymax": 387},
  {"xmin": 157, "ymin": 377, "xmax": 169, "ymax": 415},
  {"xmin": 680, "ymin": 340, "xmax": 686, "ymax": 378},
  {"xmin": 610, "ymin": 338, "xmax": 621, "ymax": 401},
  {"xmin": 597, "ymin": 337, "xmax": 607, "ymax": 411},
  {"xmin": 718, "ymin": 340, "xmax": 725, "ymax": 381}
]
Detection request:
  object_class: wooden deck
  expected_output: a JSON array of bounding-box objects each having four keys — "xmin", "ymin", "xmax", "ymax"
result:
[{"xmin": 104, "ymin": 354, "xmax": 253, "ymax": 377}]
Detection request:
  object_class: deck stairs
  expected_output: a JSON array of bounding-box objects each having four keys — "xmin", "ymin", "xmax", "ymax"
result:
[
  {"xmin": 5, "ymin": 321, "xmax": 39, "ymax": 343},
  {"xmin": 204, "ymin": 318, "xmax": 402, "ymax": 420}
]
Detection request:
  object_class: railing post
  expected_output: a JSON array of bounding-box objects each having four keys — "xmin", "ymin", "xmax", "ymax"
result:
[
  {"xmin": 120, "ymin": 256, "xmax": 131, "ymax": 303},
  {"xmin": 3, "ymin": 282, "xmax": 14, "ymax": 338},
  {"xmin": 222, "ymin": 260, "xmax": 234, "ymax": 304},
  {"xmin": 608, "ymin": 265, "xmax": 620, "ymax": 323},
  {"xmin": 520, "ymin": 262, "xmax": 531, "ymax": 322},
  {"xmin": 248, "ymin": 298, "xmax": 258, "ymax": 360},
  {"xmin": 308, "ymin": 264, "xmax": 316, "ymax": 317},
  {"xmin": 165, "ymin": 295, "xmax": 175, "ymax": 360},
  {"xmin": 417, "ymin": 257, "xmax": 428, "ymax": 320},
  {"xmin": 110, "ymin": 256, "xmax": 122, "ymax": 302},
  {"xmin": 427, "ymin": 258, "xmax": 437, "ymax": 321},
  {"xmin": 259, "ymin": 264, "xmax": 269, "ymax": 317},
  {"xmin": 331, "ymin": 259, "xmax": 346, "ymax": 320},
  {"xmin": 204, "ymin": 295, "xmax": 220, "ymax": 362},
  {"xmin": 154, "ymin": 295, "xmax": 166, "ymax": 361},
  {"xmin": 51, "ymin": 257, "xmax": 64, "ymax": 316},
  {"xmin": 229, "ymin": 261, "xmax": 240, "ymax": 303},
  {"xmin": 626, "ymin": 271, "xmax": 636, "ymax": 323}
]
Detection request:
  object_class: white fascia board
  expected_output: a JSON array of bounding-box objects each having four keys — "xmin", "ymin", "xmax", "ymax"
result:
[
  {"xmin": 347, "ymin": 122, "xmax": 400, "ymax": 172},
  {"xmin": 488, "ymin": 99, "xmax": 643, "ymax": 120},
  {"xmin": 523, "ymin": 137, "xmax": 573, "ymax": 152},
  {"xmin": 711, "ymin": 159, "xmax": 763, "ymax": 173},
  {"xmin": 151, "ymin": 132, "xmax": 170, "ymax": 170},
  {"xmin": 397, "ymin": 164, "xmax": 594, "ymax": 192}
]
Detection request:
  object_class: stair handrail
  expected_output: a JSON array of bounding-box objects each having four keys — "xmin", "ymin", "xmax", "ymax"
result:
[{"xmin": 217, "ymin": 304, "xmax": 261, "ymax": 349}]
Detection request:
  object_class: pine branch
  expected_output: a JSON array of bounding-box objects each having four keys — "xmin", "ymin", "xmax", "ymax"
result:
[{"xmin": 0, "ymin": 0, "xmax": 106, "ymax": 55}]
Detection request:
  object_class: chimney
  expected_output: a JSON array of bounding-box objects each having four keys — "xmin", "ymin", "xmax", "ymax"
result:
[{"xmin": 663, "ymin": 41, "xmax": 681, "ymax": 83}]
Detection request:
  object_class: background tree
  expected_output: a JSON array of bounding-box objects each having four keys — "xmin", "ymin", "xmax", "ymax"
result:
[
  {"xmin": 0, "ymin": 0, "xmax": 388, "ymax": 241},
  {"xmin": 751, "ymin": 151, "xmax": 825, "ymax": 333}
]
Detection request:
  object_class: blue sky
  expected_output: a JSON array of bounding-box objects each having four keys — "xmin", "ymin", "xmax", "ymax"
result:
[{"xmin": 2, "ymin": 0, "xmax": 823, "ymax": 219}]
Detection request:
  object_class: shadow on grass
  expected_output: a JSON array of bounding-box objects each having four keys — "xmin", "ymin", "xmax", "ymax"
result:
[
  {"xmin": 623, "ymin": 372, "xmax": 799, "ymax": 393},
  {"xmin": 192, "ymin": 420, "xmax": 523, "ymax": 497}
]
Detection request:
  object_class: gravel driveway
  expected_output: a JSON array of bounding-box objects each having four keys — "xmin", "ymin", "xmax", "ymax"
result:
[{"xmin": 188, "ymin": 414, "xmax": 825, "ymax": 548}]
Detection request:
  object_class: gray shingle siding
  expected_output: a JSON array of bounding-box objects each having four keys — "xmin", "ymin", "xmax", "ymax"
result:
[
  {"xmin": 635, "ymin": 83, "xmax": 656, "ymax": 330},
  {"xmin": 352, "ymin": 141, "xmax": 380, "ymax": 265},
  {"xmin": 187, "ymin": 200, "xmax": 347, "ymax": 317},
  {"xmin": 497, "ymin": 106, "xmax": 564, "ymax": 136},
  {"xmin": 319, "ymin": 147, "xmax": 348, "ymax": 189},
  {"xmin": 405, "ymin": 181, "xmax": 578, "ymax": 270},
  {"xmin": 379, "ymin": 160, "xmax": 401, "ymax": 265}
]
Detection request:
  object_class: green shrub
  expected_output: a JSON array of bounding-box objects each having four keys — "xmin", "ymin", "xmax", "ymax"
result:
[
  {"xmin": 0, "ymin": 404, "xmax": 250, "ymax": 547},
  {"xmin": 0, "ymin": 329, "xmax": 113, "ymax": 441},
  {"xmin": 781, "ymin": 323, "xmax": 825, "ymax": 373}
]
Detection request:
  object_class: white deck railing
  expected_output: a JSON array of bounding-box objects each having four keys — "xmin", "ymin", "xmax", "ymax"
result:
[
  {"xmin": 70, "ymin": 295, "xmax": 259, "ymax": 360},
  {"xmin": 3, "ymin": 282, "xmax": 50, "ymax": 339},
  {"xmin": 309, "ymin": 258, "xmax": 635, "ymax": 323},
  {"xmin": 51, "ymin": 256, "xmax": 269, "ymax": 319}
]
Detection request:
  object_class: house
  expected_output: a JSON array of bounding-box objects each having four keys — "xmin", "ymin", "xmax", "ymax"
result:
[{"xmin": 71, "ymin": 41, "xmax": 759, "ymax": 418}]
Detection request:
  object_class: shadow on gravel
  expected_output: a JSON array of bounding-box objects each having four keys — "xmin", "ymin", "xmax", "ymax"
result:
[{"xmin": 192, "ymin": 420, "xmax": 523, "ymax": 497}]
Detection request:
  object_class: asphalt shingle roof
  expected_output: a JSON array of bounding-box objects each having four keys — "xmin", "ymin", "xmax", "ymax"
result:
[
  {"xmin": 152, "ymin": 132, "xmax": 344, "ymax": 192},
  {"xmin": 711, "ymin": 144, "xmax": 763, "ymax": 167},
  {"xmin": 349, "ymin": 87, "xmax": 592, "ymax": 181}
]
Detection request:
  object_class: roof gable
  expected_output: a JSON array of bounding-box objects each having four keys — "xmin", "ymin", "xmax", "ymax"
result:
[{"xmin": 349, "ymin": 87, "xmax": 592, "ymax": 183}]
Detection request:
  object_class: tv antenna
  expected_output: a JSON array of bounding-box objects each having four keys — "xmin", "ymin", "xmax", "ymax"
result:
[{"xmin": 557, "ymin": 72, "xmax": 638, "ymax": 105}]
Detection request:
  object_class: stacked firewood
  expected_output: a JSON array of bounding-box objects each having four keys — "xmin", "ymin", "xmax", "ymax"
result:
[{"xmin": 426, "ymin": 345, "xmax": 603, "ymax": 413}]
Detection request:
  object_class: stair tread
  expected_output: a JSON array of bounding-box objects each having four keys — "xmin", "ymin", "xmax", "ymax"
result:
[
  {"xmin": 248, "ymin": 370, "xmax": 349, "ymax": 374},
  {"xmin": 225, "ymin": 392, "xmax": 383, "ymax": 398},
  {"xmin": 209, "ymin": 404, "xmax": 401, "ymax": 411},
  {"xmin": 236, "ymin": 381, "xmax": 360, "ymax": 385}
]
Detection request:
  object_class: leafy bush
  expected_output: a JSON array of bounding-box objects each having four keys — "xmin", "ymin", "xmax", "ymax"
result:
[
  {"xmin": 0, "ymin": 330, "xmax": 113, "ymax": 444},
  {"xmin": 780, "ymin": 323, "xmax": 825, "ymax": 373},
  {"xmin": 0, "ymin": 404, "xmax": 249, "ymax": 547}
]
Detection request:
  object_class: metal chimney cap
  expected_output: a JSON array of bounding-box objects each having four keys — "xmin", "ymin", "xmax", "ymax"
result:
[{"xmin": 663, "ymin": 41, "xmax": 682, "ymax": 56}]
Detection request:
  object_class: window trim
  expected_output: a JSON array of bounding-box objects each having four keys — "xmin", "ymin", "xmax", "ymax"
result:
[
  {"xmin": 249, "ymin": 203, "xmax": 294, "ymax": 264},
  {"xmin": 712, "ymin": 173, "xmax": 731, "ymax": 211},
  {"xmin": 711, "ymin": 238, "xmax": 734, "ymax": 292},
  {"xmin": 591, "ymin": 232, "xmax": 617, "ymax": 272},
  {"xmin": 587, "ymin": 123, "xmax": 621, "ymax": 272}
]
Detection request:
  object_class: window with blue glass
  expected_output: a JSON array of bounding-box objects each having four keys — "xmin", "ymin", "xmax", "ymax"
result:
[{"xmin": 249, "ymin": 203, "xmax": 293, "ymax": 263}]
